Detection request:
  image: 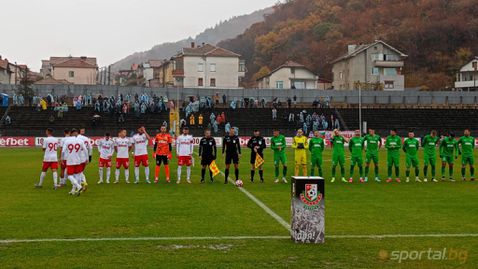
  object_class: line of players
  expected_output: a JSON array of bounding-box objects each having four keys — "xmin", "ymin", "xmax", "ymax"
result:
[
  {"xmin": 291, "ymin": 128, "xmax": 476, "ymax": 183},
  {"xmin": 35, "ymin": 126, "xmax": 475, "ymax": 194}
]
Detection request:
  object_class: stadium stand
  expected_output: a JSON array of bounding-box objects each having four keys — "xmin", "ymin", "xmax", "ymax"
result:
[{"xmin": 2, "ymin": 105, "xmax": 478, "ymax": 137}]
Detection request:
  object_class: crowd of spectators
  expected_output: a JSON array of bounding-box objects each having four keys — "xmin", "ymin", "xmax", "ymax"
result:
[{"xmin": 287, "ymin": 110, "xmax": 340, "ymax": 133}]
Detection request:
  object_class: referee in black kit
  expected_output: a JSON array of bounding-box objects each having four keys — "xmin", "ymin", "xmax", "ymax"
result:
[
  {"xmin": 199, "ymin": 129, "xmax": 217, "ymax": 183},
  {"xmin": 247, "ymin": 130, "xmax": 266, "ymax": 183},
  {"xmin": 222, "ymin": 128, "xmax": 241, "ymax": 184}
]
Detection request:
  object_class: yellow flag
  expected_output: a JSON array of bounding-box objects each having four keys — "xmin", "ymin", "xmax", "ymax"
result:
[
  {"xmin": 209, "ymin": 160, "xmax": 220, "ymax": 178},
  {"xmin": 255, "ymin": 154, "xmax": 264, "ymax": 169}
]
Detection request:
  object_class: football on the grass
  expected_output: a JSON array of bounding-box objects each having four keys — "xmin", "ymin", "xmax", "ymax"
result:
[{"xmin": 235, "ymin": 179, "xmax": 243, "ymax": 187}]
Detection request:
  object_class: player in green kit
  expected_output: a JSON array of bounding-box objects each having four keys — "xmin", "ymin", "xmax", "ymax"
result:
[
  {"xmin": 439, "ymin": 131, "xmax": 458, "ymax": 182},
  {"xmin": 270, "ymin": 129, "xmax": 288, "ymax": 183},
  {"xmin": 457, "ymin": 129, "xmax": 475, "ymax": 181},
  {"xmin": 330, "ymin": 129, "xmax": 348, "ymax": 183},
  {"xmin": 422, "ymin": 130, "xmax": 439, "ymax": 182},
  {"xmin": 364, "ymin": 128, "xmax": 382, "ymax": 182},
  {"xmin": 348, "ymin": 130, "xmax": 365, "ymax": 183},
  {"xmin": 309, "ymin": 130, "xmax": 325, "ymax": 177},
  {"xmin": 402, "ymin": 130, "xmax": 421, "ymax": 182},
  {"xmin": 385, "ymin": 129, "xmax": 401, "ymax": 183}
]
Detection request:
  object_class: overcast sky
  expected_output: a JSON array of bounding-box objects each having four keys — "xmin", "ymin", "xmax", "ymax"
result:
[{"xmin": 1, "ymin": 0, "xmax": 277, "ymax": 71}]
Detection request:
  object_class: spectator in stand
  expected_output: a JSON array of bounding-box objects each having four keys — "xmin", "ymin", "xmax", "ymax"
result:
[
  {"xmin": 209, "ymin": 112, "xmax": 215, "ymax": 125},
  {"xmin": 189, "ymin": 114, "xmax": 195, "ymax": 126},
  {"xmin": 180, "ymin": 118, "xmax": 187, "ymax": 129},
  {"xmin": 261, "ymin": 98, "xmax": 266, "ymax": 108},
  {"xmin": 288, "ymin": 113, "xmax": 295, "ymax": 123},
  {"xmin": 118, "ymin": 113, "xmax": 125, "ymax": 123},
  {"xmin": 198, "ymin": 114, "xmax": 204, "ymax": 128},
  {"xmin": 214, "ymin": 93, "xmax": 220, "ymax": 106},
  {"xmin": 40, "ymin": 98, "xmax": 48, "ymax": 110},
  {"xmin": 225, "ymin": 122, "xmax": 231, "ymax": 134},
  {"xmin": 334, "ymin": 118, "xmax": 340, "ymax": 130},
  {"xmin": 272, "ymin": 108, "xmax": 277, "ymax": 120},
  {"xmin": 212, "ymin": 120, "xmax": 219, "ymax": 134},
  {"xmin": 287, "ymin": 97, "xmax": 292, "ymax": 109},
  {"xmin": 48, "ymin": 114, "xmax": 55, "ymax": 124},
  {"xmin": 230, "ymin": 100, "xmax": 237, "ymax": 110},
  {"xmin": 4, "ymin": 114, "xmax": 11, "ymax": 126},
  {"xmin": 312, "ymin": 99, "xmax": 319, "ymax": 108},
  {"xmin": 293, "ymin": 95, "xmax": 297, "ymax": 107},
  {"xmin": 222, "ymin": 94, "xmax": 227, "ymax": 104}
]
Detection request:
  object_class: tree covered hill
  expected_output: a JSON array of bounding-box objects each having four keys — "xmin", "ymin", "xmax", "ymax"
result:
[{"xmin": 219, "ymin": 0, "xmax": 478, "ymax": 89}]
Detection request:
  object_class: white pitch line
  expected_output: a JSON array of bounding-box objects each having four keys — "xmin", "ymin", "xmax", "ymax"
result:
[
  {"xmin": 327, "ymin": 233, "xmax": 478, "ymax": 239},
  {"xmin": 0, "ymin": 236, "xmax": 289, "ymax": 244},
  {"xmin": 218, "ymin": 170, "xmax": 291, "ymax": 232},
  {"xmin": 193, "ymin": 152, "xmax": 291, "ymax": 232},
  {"xmin": 2, "ymin": 233, "xmax": 478, "ymax": 244}
]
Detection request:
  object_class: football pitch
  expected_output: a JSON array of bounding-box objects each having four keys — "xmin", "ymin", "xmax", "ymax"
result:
[{"xmin": 0, "ymin": 147, "xmax": 477, "ymax": 269}]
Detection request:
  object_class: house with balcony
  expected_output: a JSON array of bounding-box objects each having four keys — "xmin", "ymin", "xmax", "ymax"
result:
[
  {"xmin": 256, "ymin": 61, "xmax": 319, "ymax": 89},
  {"xmin": 171, "ymin": 43, "xmax": 245, "ymax": 88},
  {"xmin": 455, "ymin": 57, "xmax": 478, "ymax": 91},
  {"xmin": 331, "ymin": 40, "xmax": 407, "ymax": 91}
]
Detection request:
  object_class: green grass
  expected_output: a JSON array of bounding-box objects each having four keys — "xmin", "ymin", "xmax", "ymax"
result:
[{"xmin": 0, "ymin": 147, "xmax": 477, "ymax": 269}]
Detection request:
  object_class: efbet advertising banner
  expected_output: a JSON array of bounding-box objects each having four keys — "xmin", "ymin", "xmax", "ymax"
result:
[{"xmin": 291, "ymin": 176, "xmax": 325, "ymax": 244}]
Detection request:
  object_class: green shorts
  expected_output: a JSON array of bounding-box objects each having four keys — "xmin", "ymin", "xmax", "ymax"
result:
[
  {"xmin": 311, "ymin": 156, "xmax": 323, "ymax": 167},
  {"xmin": 462, "ymin": 156, "xmax": 474, "ymax": 166},
  {"xmin": 406, "ymin": 156, "xmax": 419, "ymax": 168},
  {"xmin": 423, "ymin": 155, "xmax": 436, "ymax": 166},
  {"xmin": 441, "ymin": 156, "xmax": 455, "ymax": 164},
  {"xmin": 274, "ymin": 152, "xmax": 287, "ymax": 166},
  {"xmin": 332, "ymin": 154, "xmax": 345, "ymax": 166},
  {"xmin": 351, "ymin": 155, "xmax": 363, "ymax": 166},
  {"xmin": 365, "ymin": 153, "xmax": 379, "ymax": 164},
  {"xmin": 387, "ymin": 154, "xmax": 400, "ymax": 167}
]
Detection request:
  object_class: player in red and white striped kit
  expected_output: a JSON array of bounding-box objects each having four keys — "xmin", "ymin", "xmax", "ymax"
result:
[
  {"xmin": 176, "ymin": 127, "xmax": 194, "ymax": 184},
  {"xmin": 77, "ymin": 128, "xmax": 93, "ymax": 190},
  {"xmin": 114, "ymin": 129, "xmax": 132, "ymax": 184},
  {"xmin": 59, "ymin": 129, "xmax": 70, "ymax": 186},
  {"xmin": 97, "ymin": 133, "xmax": 114, "ymax": 184},
  {"xmin": 35, "ymin": 128, "xmax": 60, "ymax": 189},
  {"xmin": 62, "ymin": 129, "xmax": 88, "ymax": 195},
  {"xmin": 132, "ymin": 126, "xmax": 151, "ymax": 184}
]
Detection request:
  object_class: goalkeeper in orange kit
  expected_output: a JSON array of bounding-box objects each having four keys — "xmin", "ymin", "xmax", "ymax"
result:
[{"xmin": 153, "ymin": 126, "xmax": 172, "ymax": 183}]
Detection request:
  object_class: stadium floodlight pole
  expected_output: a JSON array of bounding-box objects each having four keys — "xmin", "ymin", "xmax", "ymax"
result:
[{"xmin": 358, "ymin": 86, "xmax": 363, "ymax": 135}]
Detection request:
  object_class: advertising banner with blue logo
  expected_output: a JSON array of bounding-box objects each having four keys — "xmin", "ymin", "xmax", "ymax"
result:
[{"xmin": 291, "ymin": 176, "xmax": 325, "ymax": 243}]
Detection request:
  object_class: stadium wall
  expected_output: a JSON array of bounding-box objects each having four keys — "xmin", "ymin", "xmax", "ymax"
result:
[{"xmin": 1, "ymin": 84, "xmax": 478, "ymax": 105}]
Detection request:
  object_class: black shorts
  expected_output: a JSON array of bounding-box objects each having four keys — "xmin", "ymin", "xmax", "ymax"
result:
[
  {"xmin": 250, "ymin": 152, "xmax": 264, "ymax": 164},
  {"xmin": 156, "ymin": 155, "xmax": 168, "ymax": 166},
  {"xmin": 201, "ymin": 156, "xmax": 215, "ymax": 166},
  {"xmin": 225, "ymin": 154, "xmax": 239, "ymax": 165}
]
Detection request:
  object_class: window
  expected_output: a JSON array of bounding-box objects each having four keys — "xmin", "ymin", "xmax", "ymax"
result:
[
  {"xmin": 473, "ymin": 61, "xmax": 478, "ymax": 70},
  {"xmin": 276, "ymin": 81, "xmax": 284, "ymax": 89},
  {"xmin": 371, "ymin": 54, "xmax": 380, "ymax": 61},
  {"xmin": 239, "ymin": 60, "xmax": 246, "ymax": 72},
  {"xmin": 198, "ymin": 78, "xmax": 203, "ymax": 86},
  {"xmin": 197, "ymin": 63, "xmax": 204, "ymax": 72},
  {"xmin": 210, "ymin": 78, "xmax": 216, "ymax": 87},
  {"xmin": 69, "ymin": 71, "xmax": 75, "ymax": 78},
  {"xmin": 209, "ymin": 63, "xmax": 216, "ymax": 72},
  {"xmin": 384, "ymin": 68, "xmax": 397, "ymax": 76},
  {"xmin": 339, "ymin": 71, "xmax": 344, "ymax": 79},
  {"xmin": 372, "ymin": 67, "xmax": 380, "ymax": 75},
  {"xmin": 384, "ymin": 80, "xmax": 394, "ymax": 89}
]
